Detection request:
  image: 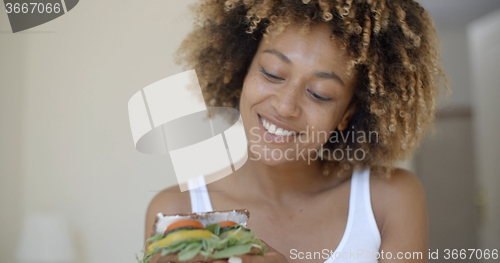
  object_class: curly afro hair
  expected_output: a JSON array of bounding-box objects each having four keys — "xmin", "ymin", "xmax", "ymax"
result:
[{"xmin": 174, "ymin": 0, "xmax": 449, "ymax": 177}]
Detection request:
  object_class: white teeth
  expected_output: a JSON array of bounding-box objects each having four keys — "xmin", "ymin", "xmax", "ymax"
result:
[
  {"xmin": 260, "ymin": 116, "xmax": 298, "ymax": 137},
  {"xmin": 268, "ymin": 124, "xmax": 276, "ymax": 133}
]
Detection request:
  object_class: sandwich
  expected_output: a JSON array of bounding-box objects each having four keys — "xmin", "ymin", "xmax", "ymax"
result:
[{"xmin": 137, "ymin": 209, "xmax": 267, "ymax": 263}]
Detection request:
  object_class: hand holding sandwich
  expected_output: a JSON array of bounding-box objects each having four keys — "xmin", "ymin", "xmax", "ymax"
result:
[{"xmin": 138, "ymin": 209, "xmax": 284, "ymax": 263}]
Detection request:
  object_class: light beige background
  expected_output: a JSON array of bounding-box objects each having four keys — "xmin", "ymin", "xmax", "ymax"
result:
[
  {"xmin": 1, "ymin": 0, "xmax": 499, "ymax": 262},
  {"xmin": 1, "ymin": 1, "xmax": 200, "ymax": 262}
]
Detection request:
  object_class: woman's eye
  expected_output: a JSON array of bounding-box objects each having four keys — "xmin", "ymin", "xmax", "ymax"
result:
[
  {"xmin": 260, "ymin": 68, "xmax": 283, "ymax": 81},
  {"xmin": 260, "ymin": 67, "xmax": 331, "ymax": 102},
  {"xmin": 309, "ymin": 90, "xmax": 332, "ymax": 102}
]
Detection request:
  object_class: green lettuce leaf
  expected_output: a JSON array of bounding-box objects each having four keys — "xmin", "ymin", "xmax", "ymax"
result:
[
  {"xmin": 137, "ymin": 226, "xmax": 267, "ymax": 263},
  {"xmin": 205, "ymin": 223, "xmax": 221, "ymax": 235},
  {"xmin": 211, "ymin": 244, "xmax": 254, "ymax": 259},
  {"xmin": 146, "ymin": 234, "xmax": 164, "ymax": 243},
  {"xmin": 177, "ymin": 242, "xmax": 203, "ymax": 261}
]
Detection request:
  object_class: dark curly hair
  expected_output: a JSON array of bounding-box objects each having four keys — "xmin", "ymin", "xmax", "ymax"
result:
[{"xmin": 174, "ymin": 0, "xmax": 449, "ymax": 177}]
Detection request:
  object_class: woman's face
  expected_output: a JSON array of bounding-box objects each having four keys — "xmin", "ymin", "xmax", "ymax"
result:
[{"xmin": 239, "ymin": 22, "xmax": 357, "ymax": 166}]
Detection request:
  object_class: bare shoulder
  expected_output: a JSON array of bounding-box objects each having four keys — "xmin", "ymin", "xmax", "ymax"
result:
[
  {"xmin": 368, "ymin": 168, "xmax": 429, "ymax": 261},
  {"xmin": 144, "ymin": 184, "xmax": 192, "ymax": 241},
  {"xmin": 369, "ymin": 168, "xmax": 428, "ymax": 237},
  {"xmin": 370, "ymin": 168, "xmax": 426, "ymax": 199}
]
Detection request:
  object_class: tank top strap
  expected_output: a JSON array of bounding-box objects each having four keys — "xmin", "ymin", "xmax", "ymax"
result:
[
  {"xmin": 187, "ymin": 175, "xmax": 214, "ymax": 213},
  {"xmin": 323, "ymin": 168, "xmax": 381, "ymax": 262},
  {"xmin": 351, "ymin": 167, "xmax": 382, "ymax": 244}
]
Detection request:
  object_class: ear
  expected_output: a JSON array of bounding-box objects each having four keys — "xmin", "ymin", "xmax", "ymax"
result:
[{"xmin": 337, "ymin": 98, "xmax": 359, "ymax": 132}]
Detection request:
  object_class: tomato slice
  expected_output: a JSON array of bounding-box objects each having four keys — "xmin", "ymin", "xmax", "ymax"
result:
[
  {"xmin": 218, "ymin": 221, "xmax": 238, "ymax": 229},
  {"xmin": 164, "ymin": 220, "xmax": 204, "ymax": 234}
]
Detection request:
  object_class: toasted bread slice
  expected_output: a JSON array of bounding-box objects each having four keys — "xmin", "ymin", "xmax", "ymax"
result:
[{"xmin": 151, "ymin": 209, "xmax": 250, "ymax": 238}]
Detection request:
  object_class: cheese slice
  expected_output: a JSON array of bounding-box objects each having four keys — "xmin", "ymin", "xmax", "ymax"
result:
[{"xmin": 148, "ymin": 229, "xmax": 214, "ymax": 252}]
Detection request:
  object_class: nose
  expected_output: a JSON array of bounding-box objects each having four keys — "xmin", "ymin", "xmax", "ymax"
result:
[{"xmin": 269, "ymin": 81, "xmax": 302, "ymax": 118}]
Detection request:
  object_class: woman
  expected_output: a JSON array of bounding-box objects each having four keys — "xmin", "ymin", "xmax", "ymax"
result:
[{"xmin": 145, "ymin": 0, "xmax": 448, "ymax": 262}]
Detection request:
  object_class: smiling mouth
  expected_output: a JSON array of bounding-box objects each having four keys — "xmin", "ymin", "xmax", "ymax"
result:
[{"xmin": 258, "ymin": 114, "xmax": 303, "ymax": 137}]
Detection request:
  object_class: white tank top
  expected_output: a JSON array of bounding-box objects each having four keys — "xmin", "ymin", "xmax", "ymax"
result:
[{"xmin": 187, "ymin": 168, "xmax": 381, "ymax": 262}]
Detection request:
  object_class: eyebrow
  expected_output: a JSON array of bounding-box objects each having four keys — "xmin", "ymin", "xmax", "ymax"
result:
[{"xmin": 262, "ymin": 49, "xmax": 345, "ymax": 87}]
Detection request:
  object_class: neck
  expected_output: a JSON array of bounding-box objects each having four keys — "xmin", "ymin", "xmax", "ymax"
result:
[{"xmin": 236, "ymin": 157, "xmax": 347, "ymax": 205}]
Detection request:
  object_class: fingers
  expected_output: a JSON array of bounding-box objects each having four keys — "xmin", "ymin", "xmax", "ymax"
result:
[
  {"xmin": 211, "ymin": 251, "xmax": 287, "ymax": 263},
  {"xmin": 239, "ymin": 252, "xmax": 287, "ymax": 263},
  {"xmin": 212, "ymin": 239, "xmax": 287, "ymax": 263},
  {"xmin": 228, "ymin": 256, "xmax": 243, "ymax": 263},
  {"xmin": 258, "ymin": 239, "xmax": 279, "ymax": 254},
  {"xmin": 213, "ymin": 257, "xmax": 243, "ymax": 263}
]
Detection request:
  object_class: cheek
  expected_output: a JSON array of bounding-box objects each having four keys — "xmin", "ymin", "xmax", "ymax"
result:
[
  {"xmin": 306, "ymin": 111, "xmax": 339, "ymax": 143},
  {"xmin": 239, "ymin": 83, "xmax": 250, "ymax": 112},
  {"xmin": 240, "ymin": 76, "xmax": 266, "ymax": 107},
  {"xmin": 239, "ymin": 77, "xmax": 259, "ymax": 122}
]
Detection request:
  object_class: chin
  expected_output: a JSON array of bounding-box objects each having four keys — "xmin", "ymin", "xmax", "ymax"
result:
[
  {"xmin": 248, "ymin": 144, "xmax": 306, "ymax": 167},
  {"xmin": 254, "ymin": 158, "xmax": 291, "ymax": 168},
  {"xmin": 247, "ymin": 147, "xmax": 283, "ymax": 165}
]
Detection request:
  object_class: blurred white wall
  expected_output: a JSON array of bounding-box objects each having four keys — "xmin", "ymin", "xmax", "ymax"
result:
[
  {"xmin": 0, "ymin": 1, "xmax": 198, "ymax": 262},
  {"xmin": 415, "ymin": 0, "xmax": 500, "ymax": 257},
  {"xmin": 0, "ymin": 14, "xmax": 25, "ymax": 263},
  {"xmin": 468, "ymin": 8, "xmax": 500, "ymax": 254},
  {"xmin": 414, "ymin": 24, "xmax": 480, "ymax": 256}
]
